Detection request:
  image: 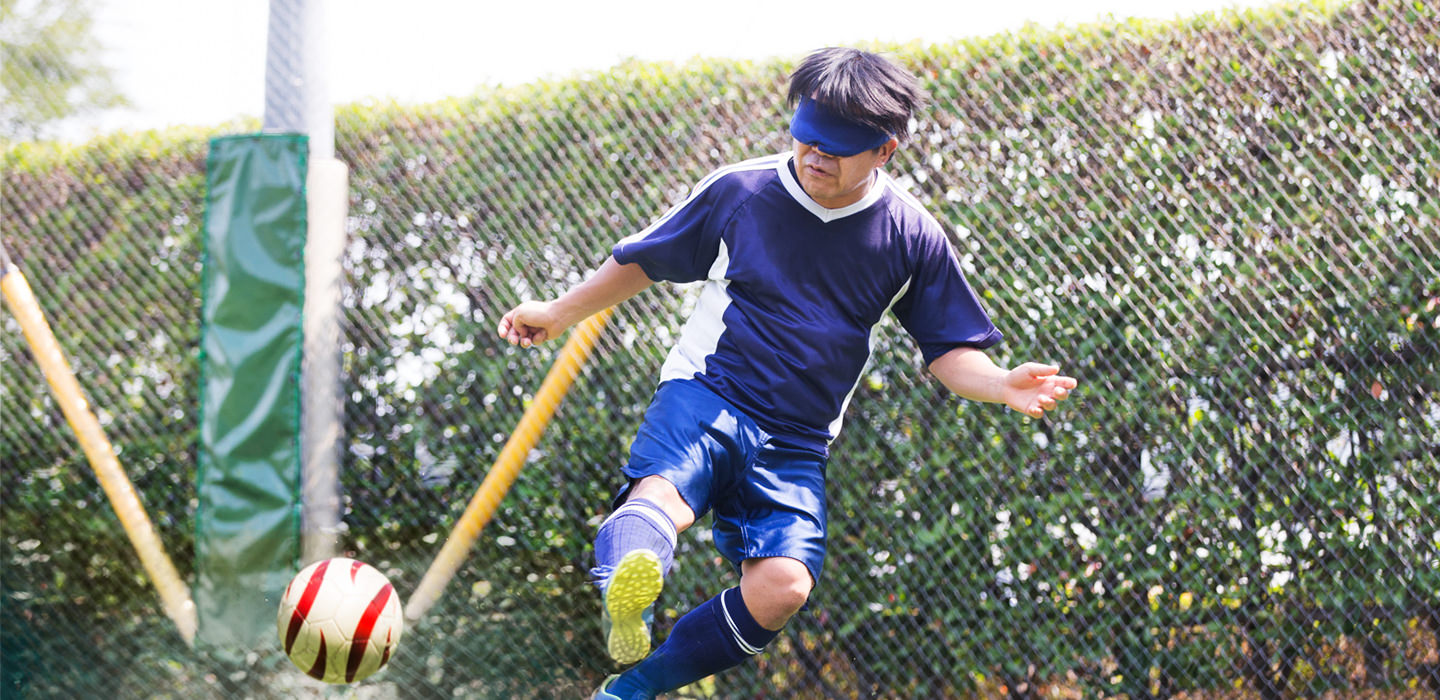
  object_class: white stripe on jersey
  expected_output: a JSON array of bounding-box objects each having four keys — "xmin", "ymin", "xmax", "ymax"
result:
[
  {"xmin": 826, "ymin": 276, "xmax": 914, "ymax": 440},
  {"xmin": 616, "ymin": 154, "xmax": 788, "ymax": 248},
  {"xmin": 822, "ymin": 179, "xmax": 959, "ymax": 441},
  {"xmin": 660, "ymin": 240, "xmax": 733, "ymax": 383},
  {"xmin": 881, "ymin": 175, "xmax": 970, "ymax": 270},
  {"xmin": 881, "ymin": 175, "xmax": 948, "ymax": 232}
]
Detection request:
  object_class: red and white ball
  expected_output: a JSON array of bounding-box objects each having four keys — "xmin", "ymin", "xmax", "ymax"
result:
[{"xmin": 277, "ymin": 557, "xmax": 404, "ymax": 684}]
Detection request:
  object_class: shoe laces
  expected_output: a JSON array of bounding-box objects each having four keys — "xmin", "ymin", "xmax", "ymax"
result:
[{"xmin": 589, "ymin": 565, "xmax": 615, "ymax": 589}]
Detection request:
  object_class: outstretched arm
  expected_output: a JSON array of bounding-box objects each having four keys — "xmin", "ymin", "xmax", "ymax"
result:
[
  {"xmin": 928, "ymin": 347, "xmax": 1077, "ymax": 419},
  {"xmin": 496, "ymin": 257, "xmax": 654, "ymax": 347}
]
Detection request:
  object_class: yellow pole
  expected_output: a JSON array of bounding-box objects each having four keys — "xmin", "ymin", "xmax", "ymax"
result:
[
  {"xmin": 404, "ymin": 308, "xmax": 614, "ymax": 622},
  {"xmin": 1, "ymin": 254, "xmax": 197, "ymax": 645}
]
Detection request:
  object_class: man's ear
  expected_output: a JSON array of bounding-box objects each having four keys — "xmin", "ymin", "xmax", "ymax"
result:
[{"xmin": 878, "ymin": 137, "xmax": 899, "ymax": 165}]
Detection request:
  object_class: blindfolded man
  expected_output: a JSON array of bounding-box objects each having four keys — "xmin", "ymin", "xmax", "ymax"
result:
[{"xmin": 496, "ymin": 47, "xmax": 1078, "ymax": 699}]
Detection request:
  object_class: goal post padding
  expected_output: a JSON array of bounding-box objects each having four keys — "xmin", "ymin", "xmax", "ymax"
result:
[{"xmin": 195, "ymin": 133, "xmax": 308, "ymax": 649}]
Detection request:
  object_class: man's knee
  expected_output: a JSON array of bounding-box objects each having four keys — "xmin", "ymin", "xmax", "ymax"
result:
[{"xmin": 740, "ymin": 557, "xmax": 813, "ymax": 630}]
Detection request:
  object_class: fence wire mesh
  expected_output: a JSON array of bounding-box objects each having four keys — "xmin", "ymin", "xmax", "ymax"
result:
[{"xmin": 2, "ymin": 1, "xmax": 1438, "ymax": 698}]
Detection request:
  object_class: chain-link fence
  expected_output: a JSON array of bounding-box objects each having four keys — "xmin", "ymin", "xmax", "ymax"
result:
[{"xmin": 3, "ymin": 0, "xmax": 1438, "ymax": 698}]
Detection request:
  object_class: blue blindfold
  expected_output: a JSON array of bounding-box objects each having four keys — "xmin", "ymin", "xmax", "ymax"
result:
[{"xmin": 789, "ymin": 97, "xmax": 892, "ymax": 157}]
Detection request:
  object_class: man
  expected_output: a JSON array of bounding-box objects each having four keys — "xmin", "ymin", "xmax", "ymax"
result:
[{"xmin": 497, "ymin": 47, "xmax": 1077, "ymax": 699}]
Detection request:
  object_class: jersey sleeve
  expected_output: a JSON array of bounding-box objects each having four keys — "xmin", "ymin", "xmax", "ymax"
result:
[
  {"xmin": 891, "ymin": 229, "xmax": 1004, "ymax": 365},
  {"xmin": 611, "ymin": 172, "xmax": 727, "ymax": 284}
]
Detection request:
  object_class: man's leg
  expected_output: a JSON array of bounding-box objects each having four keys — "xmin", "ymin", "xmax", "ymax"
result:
[
  {"xmin": 623, "ymin": 476, "xmax": 698, "ymax": 531},
  {"xmin": 594, "ymin": 476, "xmax": 695, "ymax": 665},
  {"xmin": 601, "ymin": 556, "xmax": 809, "ymax": 699},
  {"xmin": 593, "ymin": 477, "xmax": 694, "ymax": 580},
  {"xmin": 737, "ymin": 556, "xmax": 813, "ymax": 630}
]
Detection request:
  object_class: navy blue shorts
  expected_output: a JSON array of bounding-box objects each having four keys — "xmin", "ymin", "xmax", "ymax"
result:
[{"xmin": 615, "ymin": 379, "xmax": 829, "ymax": 584}]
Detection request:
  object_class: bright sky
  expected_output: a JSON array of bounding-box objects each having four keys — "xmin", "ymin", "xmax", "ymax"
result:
[{"xmin": 70, "ymin": 0, "xmax": 1283, "ymax": 140}]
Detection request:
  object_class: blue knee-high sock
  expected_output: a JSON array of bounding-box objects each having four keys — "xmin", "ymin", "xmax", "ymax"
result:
[
  {"xmin": 591, "ymin": 498, "xmax": 676, "ymax": 585},
  {"xmin": 605, "ymin": 586, "xmax": 779, "ymax": 699}
]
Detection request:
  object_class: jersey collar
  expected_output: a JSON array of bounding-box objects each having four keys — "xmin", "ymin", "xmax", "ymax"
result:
[{"xmin": 777, "ymin": 155, "xmax": 888, "ymax": 223}]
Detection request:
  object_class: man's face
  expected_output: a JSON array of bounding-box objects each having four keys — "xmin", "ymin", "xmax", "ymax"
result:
[{"xmin": 792, "ymin": 138, "xmax": 897, "ymax": 209}]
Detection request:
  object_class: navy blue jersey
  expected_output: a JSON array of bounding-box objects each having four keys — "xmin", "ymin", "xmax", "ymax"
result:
[{"xmin": 613, "ymin": 153, "xmax": 1002, "ymax": 453}]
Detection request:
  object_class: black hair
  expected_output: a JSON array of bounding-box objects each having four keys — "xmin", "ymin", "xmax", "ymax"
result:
[{"xmin": 786, "ymin": 47, "xmax": 926, "ymax": 144}]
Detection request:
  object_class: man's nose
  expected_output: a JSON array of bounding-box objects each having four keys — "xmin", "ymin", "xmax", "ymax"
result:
[{"xmin": 805, "ymin": 145, "xmax": 836, "ymax": 162}]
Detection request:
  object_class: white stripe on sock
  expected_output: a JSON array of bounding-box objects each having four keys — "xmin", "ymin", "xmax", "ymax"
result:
[
  {"xmin": 719, "ymin": 590, "xmax": 764, "ymax": 656},
  {"xmin": 611, "ymin": 502, "xmax": 677, "ymax": 544}
]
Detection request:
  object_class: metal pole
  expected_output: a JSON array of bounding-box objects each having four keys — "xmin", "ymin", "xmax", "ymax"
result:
[
  {"xmin": 264, "ymin": 0, "xmax": 332, "ymax": 156},
  {"xmin": 265, "ymin": 0, "xmax": 346, "ymax": 563}
]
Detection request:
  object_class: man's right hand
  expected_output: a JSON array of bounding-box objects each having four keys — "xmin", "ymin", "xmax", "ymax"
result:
[{"xmin": 497, "ymin": 301, "xmax": 565, "ymax": 347}]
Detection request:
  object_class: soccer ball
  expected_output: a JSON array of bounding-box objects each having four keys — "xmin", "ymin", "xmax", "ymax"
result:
[{"xmin": 277, "ymin": 557, "xmax": 404, "ymax": 683}]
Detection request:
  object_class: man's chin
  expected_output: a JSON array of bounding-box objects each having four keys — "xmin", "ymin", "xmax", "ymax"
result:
[{"xmin": 798, "ymin": 179, "xmax": 832, "ymax": 199}]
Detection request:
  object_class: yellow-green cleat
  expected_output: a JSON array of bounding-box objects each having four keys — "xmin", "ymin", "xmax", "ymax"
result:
[{"xmin": 601, "ymin": 549, "xmax": 664, "ymax": 665}]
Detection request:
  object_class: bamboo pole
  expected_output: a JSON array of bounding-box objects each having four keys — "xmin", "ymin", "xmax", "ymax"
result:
[
  {"xmin": 404, "ymin": 308, "xmax": 614, "ymax": 622},
  {"xmin": 1, "ymin": 248, "xmax": 197, "ymax": 645}
]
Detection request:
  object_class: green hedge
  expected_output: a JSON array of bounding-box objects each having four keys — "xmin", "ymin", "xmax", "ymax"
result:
[{"xmin": 3, "ymin": 1, "xmax": 1437, "ymax": 697}]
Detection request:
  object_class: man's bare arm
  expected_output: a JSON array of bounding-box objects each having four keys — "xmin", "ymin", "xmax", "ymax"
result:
[{"xmin": 497, "ymin": 257, "xmax": 654, "ymax": 347}]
